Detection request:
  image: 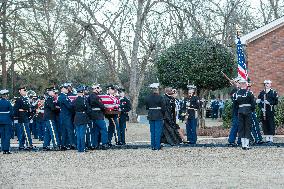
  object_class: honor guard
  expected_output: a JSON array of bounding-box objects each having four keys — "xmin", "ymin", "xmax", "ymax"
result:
[
  {"xmin": 228, "ymin": 76, "xmax": 242, "ymax": 146},
  {"xmin": 13, "ymin": 86, "xmax": 34, "ymax": 150},
  {"xmin": 181, "ymin": 84, "xmax": 200, "ymax": 144},
  {"xmin": 145, "ymin": 83, "xmax": 165, "ymax": 150},
  {"xmin": 105, "ymin": 84, "xmax": 120, "ymax": 146},
  {"xmin": 256, "ymin": 80, "xmax": 279, "ymax": 143},
  {"xmin": 72, "ymin": 85, "xmax": 90, "ymax": 152},
  {"xmin": 235, "ymin": 78, "xmax": 255, "ymax": 150},
  {"xmin": 43, "ymin": 87, "xmax": 60, "ymax": 150},
  {"xmin": 87, "ymin": 84, "xmax": 108, "ymax": 150},
  {"xmin": 0, "ymin": 89, "xmax": 13, "ymax": 154},
  {"xmin": 58, "ymin": 84, "xmax": 76, "ymax": 150},
  {"xmin": 247, "ymin": 82, "xmax": 263, "ymax": 144},
  {"xmin": 118, "ymin": 88, "xmax": 132, "ymax": 145},
  {"xmin": 27, "ymin": 90, "xmax": 38, "ymax": 139}
]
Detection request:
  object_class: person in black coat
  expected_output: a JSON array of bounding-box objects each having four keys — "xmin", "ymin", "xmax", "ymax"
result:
[
  {"xmin": 72, "ymin": 85, "xmax": 90, "ymax": 152},
  {"xmin": 0, "ymin": 89, "xmax": 13, "ymax": 154},
  {"xmin": 256, "ymin": 80, "xmax": 279, "ymax": 143},
  {"xmin": 118, "ymin": 88, "xmax": 132, "ymax": 145},
  {"xmin": 181, "ymin": 84, "xmax": 200, "ymax": 144},
  {"xmin": 87, "ymin": 84, "xmax": 108, "ymax": 149},
  {"xmin": 13, "ymin": 86, "xmax": 34, "ymax": 150},
  {"xmin": 235, "ymin": 78, "xmax": 255, "ymax": 150},
  {"xmin": 43, "ymin": 87, "xmax": 60, "ymax": 150},
  {"xmin": 144, "ymin": 83, "xmax": 165, "ymax": 150}
]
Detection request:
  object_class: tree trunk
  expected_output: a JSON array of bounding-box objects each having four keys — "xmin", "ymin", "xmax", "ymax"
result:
[{"xmin": 1, "ymin": 1, "xmax": 7, "ymax": 89}]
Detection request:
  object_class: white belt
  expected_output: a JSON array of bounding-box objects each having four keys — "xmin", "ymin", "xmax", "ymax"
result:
[
  {"xmin": 92, "ymin": 108, "xmax": 101, "ymax": 111},
  {"xmin": 0, "ymin": 111, "xmax": 10, "ymax": 113},
  {"xmin": 239, "ymin": 104, "xmax": 251, "ymax": 108},
  {"xmin": 149, "ymin": 107, "xmax": 161, "ymax": 110},
  {"xmin": 38, "ymin": 110, "xmax": 44, "ymax": 113}
]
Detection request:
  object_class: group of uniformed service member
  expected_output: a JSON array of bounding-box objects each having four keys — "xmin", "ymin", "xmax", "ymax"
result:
[
  {"xmin": 0, "ymin": 78, "xmax": 280, "ymax": 154},
  {"xmin": 0, "ymin": 83, "xmax": 131, "ymax": 154},
  {"xmin": 144, "ymin": 78, "xmax": 279, "ymax": 150}
]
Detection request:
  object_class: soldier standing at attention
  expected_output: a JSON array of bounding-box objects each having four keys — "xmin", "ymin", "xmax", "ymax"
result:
[
  {"xmin": 181, "ymin": 84, "xmax": 200, "ymax": 144},
  {"xmin": 73, "ymin": 86, "xmax": 90, "ymax": 152},
  {"xmin": 256, "ymin": 80, "xmax": 278, "ymax": 144},
  {"xmin": 235, "ymin": 78, "xmax": 255, "ymax": 150},
  {"xmin": 118, "ymin": 88, "xmax": 132, "ymax": 145},
  {"xmin": 0, "ymin": 89, "xmax": 13, "ymax": 154},
  {"xmin": 43, "ymin": 87, "xmax": 60, "ymax": 150},
  {"xmin": 145, "ymin": 83, "xmax": 165, "ymax": 150},
  {"xmin": 58, "ymin": 84, "xmax": 76, "ymax": 150},
  {"xmin": 14, "ymin": 86, "xmax": 34, "ymax": 150}
]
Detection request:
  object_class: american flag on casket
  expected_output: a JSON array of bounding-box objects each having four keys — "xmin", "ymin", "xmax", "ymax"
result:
[{"xmin": 98, "ymin": 95, "xmax": 120, "ymax": 114}]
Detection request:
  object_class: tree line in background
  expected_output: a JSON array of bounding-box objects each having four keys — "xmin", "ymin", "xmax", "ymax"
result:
[{"xmin": 0, "ymin": 0, "xmax": 283, "ymax": 121}]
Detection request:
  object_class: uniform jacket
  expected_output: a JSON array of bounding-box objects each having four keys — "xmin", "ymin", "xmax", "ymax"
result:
[
  {"xmin": 72, "ymin": 96, "xmax": 90, "ymax": 125},
  {"xmin": 58, "ymin": 93, "xmax": 73, "ymax": 118},
  {"xmin": 119, "ymin": 96, "xmax": 131, "ymax": 115},
  {"xmin": 235, "ymin": 89, "xmax": 255, "ymax": 114},
  {"xmin": 44, "ymin": 95, "xmax": 57, "ymax": 121},
  {"xmin": 181, "ymin": 95, "xmax": 200, "ymax": 119},
  {"xmin": 258, "ymin": 89, "xmax": 278, "ymax": 113},
  {"xmin": 13, "ymin": 96, "xmax": 30, "ymax": 123},
  {"xmin": 145, "ymin": 93, "xmax": 165, "ymax": 120},
  {"xmin": 0, "ymin": 98, "xmax": 13, "ymax": 125},
  {"xmin": 87, "ymin": 92, "xmax": 105, "ymax": 120},
  {"xmin": 230, "ymin": 87, "xmax": 239, "ymax": 115}
]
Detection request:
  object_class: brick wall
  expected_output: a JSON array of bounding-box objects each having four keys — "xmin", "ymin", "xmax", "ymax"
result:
[{"xmin": 246, "ymin": 25, "xmax": 284, "ymax": 96}]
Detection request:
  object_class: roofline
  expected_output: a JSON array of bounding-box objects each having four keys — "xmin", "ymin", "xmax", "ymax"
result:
[{"xmin": 240, "ymin": 16, "xmax": 284, "ymax": 44}]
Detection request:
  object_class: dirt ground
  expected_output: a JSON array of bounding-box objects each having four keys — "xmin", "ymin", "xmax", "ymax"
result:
[{"xmin": 1, "ymin": 121, "xmax": 284, "ymax": 189}]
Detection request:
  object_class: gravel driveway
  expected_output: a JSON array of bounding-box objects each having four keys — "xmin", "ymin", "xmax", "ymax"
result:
[{"xmin": 1, "ymin": 123, "xmax": 284, "ymax": 189}]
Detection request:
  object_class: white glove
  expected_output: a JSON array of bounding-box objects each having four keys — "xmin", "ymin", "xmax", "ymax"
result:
[
  {"xmin": 256, "ymin": 99, "xmax": 261, "ymax": 103},
  {"xmin": 264, "ymin": 100, "xmax": 270, "ymax": 105},
  {"xmin": 30, "ymin": 120, "xmax": 33, "ymax": 123},
  {"xmin": 14, "ymin": 120, "xmax": 18, "ymax": 124},
  {"xmin": 261, "ymin": 108, "xmax": 266, "ymax": 112}
]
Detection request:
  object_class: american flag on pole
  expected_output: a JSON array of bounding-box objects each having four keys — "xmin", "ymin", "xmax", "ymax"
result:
[{"xmin": 236, "ymin": 37, "xmax": 248, "ymax": 80}]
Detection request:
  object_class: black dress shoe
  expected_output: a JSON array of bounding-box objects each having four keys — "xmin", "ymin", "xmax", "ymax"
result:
[
  {"xmin": 101, "ymin": 145, "xmax": 109, "ymax": 150},
  {"xmin": 70, "ymin": 146, "xmax": 76, "ymax": 150},
  {"xmin": 60, "ymin": 146, "xmax": 68, "ymax": 151},
  {"xmin": 43, "ymin": 147, "xmax": 50, "ymax": 151},
  {"xmin": 228, "ymin": 143, "xmax": 236, "ymax": 147},
  {"xmin": 3, "ymin": 151, "xmax": 12, "ymax": 154}
]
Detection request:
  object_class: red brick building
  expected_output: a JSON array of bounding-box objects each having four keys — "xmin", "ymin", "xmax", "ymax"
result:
[{"xmin": 240, "ymin": 16, "xmax": 284, "ymax": 96}]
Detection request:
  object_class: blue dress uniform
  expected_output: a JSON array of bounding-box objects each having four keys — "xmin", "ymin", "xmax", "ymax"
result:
[
  {"xmin": 87, "ymin": 90, "xmax": 108, "ymax": 149},
  {"xmin": 257, "ymin": 86, "xmax": 278, "ymax": 143},
  {"xmin": 145, "ymin": 83, "xmax": 165, "ymax": 150},
  {"xmin": 43, "ymin": 89, "xmax": 60, "ymax": 149},
  {"xmin": 58, "ymin": 89, "xmax": 75, "ymax": 150},
  {"xmin": 72, "ymin": 86, "xmax": 90, "ymax": 152},
  {"xmin": 118, "ymin": 93, "xmax": 132, "ymax": 145},
  {"xmin": 211, "ymin": 99, "xmax": 219, "ymax": 119},
  {"xmin": 235, "ymin": 85, "xmax": 255, "ymax": 150},
  {"xmin": 182, "ymin": 95, "xmax": 200, "ymax": 144},
  {"xmin": 0, "ymin": 89, "xmax": 13, "ymax": 154},
  {"xmin": 14, "ymin": 88, "xmax": 34, "ymax": 149},
  {"xmin": 228, "ymin": 88, "xmax": 241, "ymax": 146},
  {"xmin": 35, "ymin": 98, "xmax": 45, "ymax": 141}
]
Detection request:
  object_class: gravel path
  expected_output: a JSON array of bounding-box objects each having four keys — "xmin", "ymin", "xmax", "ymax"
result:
[{"xmin": 1, "ymin": 122, "xmax": 284, "ymax": 189}]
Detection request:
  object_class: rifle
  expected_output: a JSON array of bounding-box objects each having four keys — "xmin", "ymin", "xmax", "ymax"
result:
[
  {"xmin": 263, "ymin": 91, "xmax": 266, "ymax": 120},
  {"xmin": 221, "ymin": 71, "xmax": 237, "ymax": 87}
]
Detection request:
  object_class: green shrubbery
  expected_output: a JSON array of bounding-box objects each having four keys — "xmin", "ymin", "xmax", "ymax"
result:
[{"xmin": 222, "ymin": 96, "xmax": 284, "ymax": 128}]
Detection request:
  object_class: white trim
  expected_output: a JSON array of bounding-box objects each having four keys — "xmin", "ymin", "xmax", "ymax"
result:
[{"xmin": 240, "ymin": 16, "xmax": 284, "ymax": 44}]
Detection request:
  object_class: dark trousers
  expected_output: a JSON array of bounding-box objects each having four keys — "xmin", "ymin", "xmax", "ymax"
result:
[
  {"xmin": 107, "ymin": 115, "xmax": 119, "ymax": 144},
  {"xmin": 238, "ymin": 112, "xmax": 252, "ymax": 138},
  {"xmin": 18, "ymin": 122, "xmax": 33, "ymax": 148},
  {"xmin": 118, "ymin": 116, "xmax": 127, "ymax": 144},
  {"xmin": 0, "ymin": 124, "xmax": 11, "ymax": 151},
  {"xmin": 92, "ymin": 120, "xmax": 108, "ymax": 147},
  {"xmin": 36, "ymin": 120, "xmax": 45, "ymax": 141},
  {"xmin": 228, "ymin": 113, "xmax": 241, "ymax": 144},
  {"xmin": 251, "ymin": 112, "xmax": 262, "ymax": 142},
  {"xmin": 75, "ymin": 124, "xmax": 87, "ymax": 152},
  {"xmin": 43, "ymin": 120, "xmax": 60, "ymax": 148},
  {"xmin": 61, "ymin": 116, "xmax": 75, "ymax": 147},
  {"xmin": 186, "ymin": 118, "xmax": 197, "ymax": 144},
  {"xmin": 149, "ymin": 120, "xmax": 163, "ymax": 150},
  {"xmin": 261, "ymin": 111, "xmax": 275, "ymax": 135},
  {"xmin": 86, "ymin": 123, "xmax": 92, "ymax": 148}
]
